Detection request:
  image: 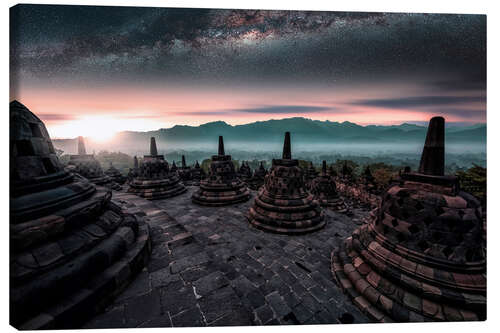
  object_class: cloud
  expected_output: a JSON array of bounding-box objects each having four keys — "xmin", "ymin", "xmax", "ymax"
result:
[
  {"xmin": 38, "ymin": 113, "xmax": 76, "ymax": 121},
  {"xmin": 172, "ymin": 111, "xmax": 232, "ymax": 116},
  {"xmin": 429, "ymin": 71, "xmax": 486, "ymax": 92},
  {"xmin": 431, "ymin": 80, "xmax": 486, "ymax": 92},
  {"xmin": 174, "ymin": 105, "xmax": 335, "ymax": 116},
  {"xmin": 350, "ymin": 96, "xmax": 485, "ymax": 109},
  {"xmin": 236, "ymin": 105, "xmax": 333, "ymax": 113},
  {"xmin": 431, "ymin": 108, "xmax": 486, "ymax": 119}
]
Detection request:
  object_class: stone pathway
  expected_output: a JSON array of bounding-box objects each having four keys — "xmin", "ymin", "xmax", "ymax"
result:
[{"xmin": 83, "ymin": 187, "xmax": 372, "ymax": 328}]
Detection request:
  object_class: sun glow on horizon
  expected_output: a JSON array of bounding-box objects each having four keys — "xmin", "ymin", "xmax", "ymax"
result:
[{"xmin": 47, "ymin": 115, "xmax": 168, "ymax": 141}]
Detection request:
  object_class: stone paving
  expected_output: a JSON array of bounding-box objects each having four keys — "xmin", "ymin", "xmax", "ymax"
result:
[{"xmin": 83, "ymin": 186, "xmax": 373, "ymax": 328}]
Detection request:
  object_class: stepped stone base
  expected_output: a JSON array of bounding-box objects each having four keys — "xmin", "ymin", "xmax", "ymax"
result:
[
  {"xmin": 192, "ymin": 181, "xmax": 250, "ymax": 206},
  {"xmin": 331, "ymin": 224, "xmax": 485, "ymax": 323},
  {"xmin": 248, "ymin": 190, "xmax": 325, "ymax": 234},
  {"xmin": 128, "ymin": 178, "xmax": 187, "ymax": 200},
  {"xmin": 317, "ymin": 197, "xmax": 349, "ymax": 213},
  {"xmin": 11, "ymin": 191, "xmax": 151, "ymax": 330}
]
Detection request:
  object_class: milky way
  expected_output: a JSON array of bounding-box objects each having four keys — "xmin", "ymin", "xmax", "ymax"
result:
[{"xmin": 9, "ymin": 5, "xmax": 486, "ymax": 132}]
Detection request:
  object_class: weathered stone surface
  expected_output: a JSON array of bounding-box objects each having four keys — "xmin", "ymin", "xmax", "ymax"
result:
[
  {"xmin": 128, "ymin": 137, "xmax": 187, "ymax": 200},
  {"xmin": 10, "ymin": 101, "xmax": 151, "ymax": 329},
  {"xmin": 311, "ymin": 160, "xmax": 349, "ymax": 213},
  {"xmin": 105, "ymin": 162, "xmax": 126, "ymax": 185},
  {"xmin": 247, "ymin": 132, "xmax": 325, "ymax": 234},
  {"xmin": 67, "ymin": 136, "xmax": 122, "ymax": 190},
  {"xmin": 83, "ymin": 186, "xmax": 370, "ymax": 328},
  {"xmin": 248, "ymin": 162, "xmax": 268, "ymax": 191},
  {"xmin": 192, "ymin": 136, "xmax": 250, "ymax": 206},
  {"xmin": 332, "ymin": 117, "xmax": 486, "ymax": 322}
]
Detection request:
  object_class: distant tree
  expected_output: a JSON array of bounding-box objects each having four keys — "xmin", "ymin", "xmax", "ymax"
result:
[
  {"xmin": 332, "ymin": 159, "xmax": 360, "ymax": 180},
  {"xmin": 200, "ymin": 159, "xmax": 211, "ymax": 173},
  {"xmin": 95, "ymin": 150, "xmax": 134, "ymax": 173},
  {"xmin": 297, "ymin": 160, "xmax": 310, "ymax": 170},
  {"xmin": 372, "ymin": 168, "xmax": 393, "ymax": 188},
  {"xmin": 456, "ymin": 164, "xmax": 486, "ymax": 206}
]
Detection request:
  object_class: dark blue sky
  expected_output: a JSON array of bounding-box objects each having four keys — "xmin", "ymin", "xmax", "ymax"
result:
[{"xmin": 9, "ymin": 5, "xmax": 486, "ymax": 137}]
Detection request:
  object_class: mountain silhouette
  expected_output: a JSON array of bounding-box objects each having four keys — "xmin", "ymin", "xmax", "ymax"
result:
[{"xmin": 53, "ymin": 117, "xmax": 486, "ymax": 154}]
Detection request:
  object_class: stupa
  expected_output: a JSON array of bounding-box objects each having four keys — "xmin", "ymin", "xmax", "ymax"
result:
[
  {"xmin": 238, "ymin": 161, "xmax": 252, "ymax": 182},
  {"xmin": 104, "ymin": 162, "xmax": 126, "ymax": 185},
  {"xmin": 178, "ymin": 155, "xmax": 193, "ymax": 184},
  {"xmin": 127, "ymin": 137, "xmax": 186, "ymax": 200},
  {"xmin": 332, "ymin": 117, "xmax": 486, "ymax": 322},
  {"xmin": 304, "ymin": 161, "xmax": 318, "ymax": 188},
  {"xmin": 190, "ymin": 160, "xmax": 205, "ymax": 186},
  {"xmin": 310, "ymin": 160, "xmax": 348, "ymax": 212},
  {"xmin": 363, "ymin": 165, "xmax": 375, "ymax": 184},
  {"xmin": 10, "ymin": 101, "xmax": 150, "ymax": 329},
  {"xmin": 192, "ymin": 136, "xmax": 250, "ymax": 206},
  {"xmin": 341, "ymin": 161, "xmax": 354, "ymax": 183},
  {"xmin": 127, "ymin": 156, "xmax": 139, "ymax": 183},
  {"xmin": 247, "ymin": 132, "xmax": 325, "ymax": 234},
  {"xmin": 171, "ymin": 160, "xmax": 178, "ymax": 172},
  {"xmin": 248, "ymin": 161, "xmax": 268, "ymax": 190},
  {"xmin": 328, "ymin": 164, "xmax": 338, "ymax": 178},
  {"xmin": 67, "ymin": 137, "xmax": 121, "ymax": 190}
]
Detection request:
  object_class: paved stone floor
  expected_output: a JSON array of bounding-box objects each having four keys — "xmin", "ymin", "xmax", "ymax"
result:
[{"xmin": 83, "ymin": 186, "xmax": 373, "ymax": 328}]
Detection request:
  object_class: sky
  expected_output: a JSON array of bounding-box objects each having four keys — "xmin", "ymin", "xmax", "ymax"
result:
[{"xmin": 10, "ymin": 5, "xmax": 486, "ymax": 140}]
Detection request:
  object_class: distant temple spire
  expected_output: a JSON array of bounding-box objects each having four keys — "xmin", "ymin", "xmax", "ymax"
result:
[
  {"xmin": 77, "ymin": 136, "xmax": 86, "ymax": 155},
  {"xmin": 182, "ymin": 155, "xmax": 186, "ymax": 168},
  {"xmin": 418, "ymin": 116, "xmax": 445, "ymax": 176},
  {"xmin": 218, "ymin": 136, "xmax": 225, "ymax": 155},
  {"xmin": 150, "ymin": 137, "xmax": 158, "ymax": 156},
  {"xmin": 322, "ymin": 160, "xmax": 327, "ymax": 174},
  {"xmin": 282, "ymin": 132, "xmax": 291, "ymax": 159},
  {"xmin": 134, "ymin": 156, "xmax": 138, "ymax": 169}
]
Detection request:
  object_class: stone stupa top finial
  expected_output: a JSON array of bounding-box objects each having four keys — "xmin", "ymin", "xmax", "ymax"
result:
[
  {"xmin": 150, "ymin": 137, "xmax": 158, "ymax": 156},
  {"xmin": 282, "ymin": 132, "xmax": 291, "ymax": 159},
  {"xmin": 218, "ymin": 136, "xmax": 225, "ymax": 156},
  {"xmin": 77, "ymin": 136, "xmax": 86, "ymax": 155},
  {"xmin": 418, "ymin": 116, "xmax": 445, "ymax": 176}
]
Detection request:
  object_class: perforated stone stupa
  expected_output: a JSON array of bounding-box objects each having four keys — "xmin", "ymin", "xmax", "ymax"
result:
[
  {"xmin": 192, "ymin": 136, "xmax": 249, "ymax": 206},
  {"xmin": 177, "ymin": 155, "xmax": 193, "ymax": 184},
  {"xmin": 332, "ymin": 117, "xmax": 486, "ymax": 322},
  {"xmin": 247, "ymin": 132, "xmax": 325, "ymax": 234},
  {"xmin": 67, "ymin": 136, "xmax": 121, "ymax": 190},
  {"xmin": 10, "ymin": 101, "xmax": 150, "ymax": 329},
  {"xmin": 127, "ymin": 156, "xmax": 139, "ymax": 183},
  {"xmin": 304, "ymin": 161, "xmax": 318, "ymax": 189},
  {"xmin": 105, "ymin": 162, "xmax": 126, "ymax": 185},
  {"xmin": 238, "ymin": 161, "xmax": 252, "ymax": 182},
  {"xmin": 127, "ymin": 137, "xmax": 186, "ymax": 200},
  {"xmin": 310, "ymin": 160, "xmax": 348, "ymax": 213},
  {"xmin": 248, "ymin": 161, "xmax": 268, "ymax": 190},
  {"xmin": 190, "ymin": 160, "xmax": 205, "ymax": 186}
]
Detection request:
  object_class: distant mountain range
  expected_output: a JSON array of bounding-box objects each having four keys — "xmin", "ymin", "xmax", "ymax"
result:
[{"xmin": 53, "ymin": 117, "xmax": 486, "ymax": 154}]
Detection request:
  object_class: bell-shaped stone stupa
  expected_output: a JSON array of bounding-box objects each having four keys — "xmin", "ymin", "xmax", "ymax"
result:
[
  {"xmin": 310, "ymin": 160, "xmax": 348, "ymax": 212},
  {"xmin": 247, "ymin": 132, "xmax": 325, "ymax": 234},
  {"xmin": 67, "ymin": 136, "xmax": 121, "ymax": 190},
  {"xmin": 192, "ymin": 136, "xmax": 250, "ymax": 206},
  {"xmin": 332, "ymin": 117, "xmax": 486, "ymax": 322},
  {"xmin": 10, "ymin": 101, "xmax": 150, "ymax": 329},
  {"xmin": 248, "ymin": 161, "xmax": 268, "ymax": 191},
  {"xmin": 105, "ymin": 161, "xmax": 126, "ymax": 185},
  {"xmin": 127, "ymin": 137, "xmax": 186, "ymax": 200}
]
